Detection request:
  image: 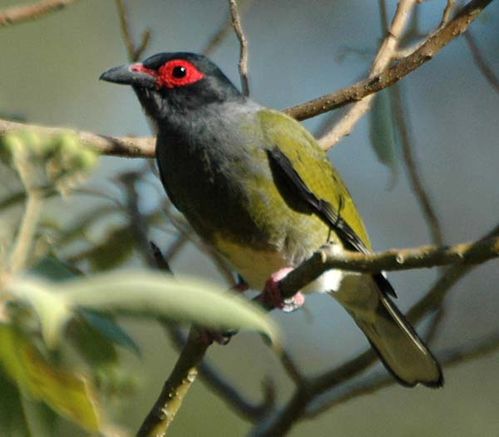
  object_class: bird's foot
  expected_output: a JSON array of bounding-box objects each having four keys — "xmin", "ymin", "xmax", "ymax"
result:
[
  {"xmin": 198, "ymin": 328, "xmax": 237, "ymax": 346},
  {"xmin": 263, "ymin": 267, "xmax": 305, "ymax": 313}
]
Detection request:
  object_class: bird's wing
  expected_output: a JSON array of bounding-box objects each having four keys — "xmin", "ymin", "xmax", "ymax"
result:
[
  {"xmin": 258, "ymin": 109, "xmax": 396, "ymax": 298},
  {"xmin": 257, "ymin": 109, "xmax": 371, "ymax": 252}
]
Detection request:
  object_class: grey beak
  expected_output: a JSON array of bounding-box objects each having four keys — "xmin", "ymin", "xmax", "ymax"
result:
[{"xmin": 99, "ymin": 64, "xmax": 156, "ymax": 88}]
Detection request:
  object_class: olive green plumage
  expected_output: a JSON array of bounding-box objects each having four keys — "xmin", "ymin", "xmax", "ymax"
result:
[{"xmin": 100, "ymin": 51, "xmax": 443, "ymax": 387}]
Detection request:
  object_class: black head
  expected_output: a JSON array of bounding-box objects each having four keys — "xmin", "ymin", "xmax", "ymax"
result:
[{"xmin": 100, "ymin": 52, "xmax": 243, "ymax": 122}]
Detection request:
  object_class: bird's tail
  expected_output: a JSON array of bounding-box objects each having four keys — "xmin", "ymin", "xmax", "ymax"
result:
[{"xmin": 331, "ymin": 274, "xmax": 443, "ymax": 387}]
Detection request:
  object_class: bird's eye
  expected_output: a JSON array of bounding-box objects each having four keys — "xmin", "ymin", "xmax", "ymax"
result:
[
  {"xmin": 157, "ymin": 59, "xmax": 205, "ymax": 88},
  {"xmin": 172, "ymin": 65, "xmax": 187, "ymax": 78}
]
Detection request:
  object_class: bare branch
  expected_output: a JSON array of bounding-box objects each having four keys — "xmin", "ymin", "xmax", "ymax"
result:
[
  {"xmin": 0, "ymin": 0, "xmax": 78, "ymax": 27},
  {"xmin": 114, "ymin": 0, "xmax": 151, "ymax": 62},
  {"xmin": 166, "ymin": 327, "xmax": 274, "ymax": 421},
  {"xmin": 390, "ymin": 84, "xmax": 444, "ymax": 246},
  {"xmin": 318, "ymin": 0, "xmax": 417, "ymax": 148},
  {"xmin": 464, "ymin": 30, "xmax": 499, "ymax": 93},
  {"xmin": 203, "ymin": 0, "xmax": 253, "ymax": 56},
  {"xmin": 228, "ymin": 0, "xmax": 250, "ymax": 96},
  {"xmin": 284, "ymin": 0, "xmax": 495, "ymax": 124},
  {"xmin": 137, "ymin": 329, "xmax": 209, "ymax": 437},
  {"xmin": 273, "ymin": 235, "xmax": 499, "ymax": 301},
  {"xmin": 0, "ymin": 118, "xmax": 155, "ymax": 158}
]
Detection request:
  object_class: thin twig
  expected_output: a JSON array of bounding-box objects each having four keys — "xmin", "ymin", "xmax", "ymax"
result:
[
  {"xmin": 7, "ymin": 157, "xmax": 44, "ymax": 274},
  {"xmin": 464, "ymin": 30, "xmax": 499, "ymax": 93},
  {"xmin": 203, "ymin": 0, "xmax": 253, "ymax": 56},
  {"xmin": 318, "ymin": 0, "xmax": 418, "ymax": 148},
  {"xmin": 390, "ymin": 83, "xmax": 445, "ymax": 246},
  {"xmin": 114, "ymin": 0, "xmax": 151, "ymax": 62},
  {"xmin": 228, "ymin": 0, "xmax": 250, "ymax": 96},
  {"xmin": 0, "ymin": 0, "xmax": 78, "ymax": 27},
  {"xmin": 440, "ymin": 0, "xmax": 457, "ymax": 27}
]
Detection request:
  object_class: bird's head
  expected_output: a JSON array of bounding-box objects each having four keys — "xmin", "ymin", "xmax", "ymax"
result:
[{"xmin": 100, "ymin": 52, "xmax": 243, "ymax": 123}]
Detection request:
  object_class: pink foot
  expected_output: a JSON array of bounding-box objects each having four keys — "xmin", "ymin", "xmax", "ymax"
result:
[
  {"xmin": 263, "ymin": 268, "xmax": 305, "ymax": 313},
  {"xmin": 198, "ymin": 329, "xmax": 233, "ymax": 346}
]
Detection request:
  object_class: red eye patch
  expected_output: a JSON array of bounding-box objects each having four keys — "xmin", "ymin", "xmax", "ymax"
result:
[
  {"xmin": 131, "ymin": 60, "xmax": 205, "ymax": 89},
  {"xmin": 157, "ymin": 60, "xmax": 205, "ymax": 88}
]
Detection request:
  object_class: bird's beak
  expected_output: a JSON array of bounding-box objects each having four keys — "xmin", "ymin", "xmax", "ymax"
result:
[{"xmin": 100, "ymin": 63, "xmax": 157, "ymax": 89}]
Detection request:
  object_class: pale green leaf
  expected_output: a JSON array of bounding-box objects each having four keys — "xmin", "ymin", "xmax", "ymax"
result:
[
  {"xmin": 369, "ymin": 89, "xmax": 399, "ymax": 186},
  {"xmin": 63, "ymin": 271, "xmax": 280, "ymax": 346}
]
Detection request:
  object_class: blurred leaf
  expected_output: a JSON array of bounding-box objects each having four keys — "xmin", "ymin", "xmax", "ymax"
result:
[
  {"xmin": 80, "ymin": 310, "xmax": 140, "ymax": 356},
  {"xmin": 31, "ymin": 255, "xmax": 81, "ymax": 281},
  {"xmin": 30, "ymin": 256, "xmax": 140, "ymax": 355},
  {"xmin": 369, "ymin": 89, "xmax": 399, "ymax": 187},
  {"xmin": 0, "ymin": 325, "xmax": 101, "ymax": 432},
  {"xmin": 63, "ymin": 271, "xmax": 281, "ymax": 345}
]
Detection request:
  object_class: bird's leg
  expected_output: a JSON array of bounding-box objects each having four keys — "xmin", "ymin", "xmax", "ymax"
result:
[{"xmin": 263, "ymin": 267, "xmax": 305, "ymax": 313}]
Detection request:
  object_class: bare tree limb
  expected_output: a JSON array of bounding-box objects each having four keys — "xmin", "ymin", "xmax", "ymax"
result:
[
  {"xmin": 0, "ymin": 0, "xmax": 78, "ymax": 27},
  {"xmin": 272, "ymin": 235, "xmax": 499, "ymax": 301},
  {"xmin": 137, "ymin": 328, "xmax": 209, "ymax": 437},
  {"xmin": 285, "ymin": 0, "xmax": 495, "ymax": 124},
  {"xmin": 318, "ymin": 0, "xmax": 417, "ymax": 148},
  {"xmin": 166, "ymin": 327, "xmax": 274, "ymax": 421},
  {"xmin": 0, "ymin": 118, "xmax": 155, "ymax": 158},
  {"xmin": 228, "ymin": 0, "xmax": 250, "ymax": 96},
  {"xmin": 251, "ymin": 222, "xmax": 499, "ymax": 437}
]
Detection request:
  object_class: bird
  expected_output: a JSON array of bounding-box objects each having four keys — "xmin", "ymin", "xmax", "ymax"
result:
[{"xmin": 100, "ymin": 52, "xmax": 443, "ymax": 387}]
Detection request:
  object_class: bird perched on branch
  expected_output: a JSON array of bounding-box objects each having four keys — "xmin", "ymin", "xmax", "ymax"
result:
[{"xmin": 101, "ymin": 52, "xmax": 443, "ymax": 387}]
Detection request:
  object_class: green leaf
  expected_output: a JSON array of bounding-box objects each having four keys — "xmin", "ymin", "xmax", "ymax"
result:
[
  {"xmin": 30, "ymin": 256, "xmax": 141, "ymax": 355},
  {"xmin": 80, "ymin": 310, "xmax": 140, "ymax": 356},
  {"xmin": 64, "ymin": 271, "xmax": 280, "ymax": 346},
  {"xmin": 0, "ymin": 325, "xmax": 101, "ymax": 432},
  {"xmin": 31, "ymin": 255, "xmax": 80, "ymax": 281},
  {"xmin": 369, "ymin": 89, "xmax": 399, "ymax": 186}
]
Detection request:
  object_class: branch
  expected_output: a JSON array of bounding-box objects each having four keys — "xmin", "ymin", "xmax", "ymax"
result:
[
  {"xmin": 137, "ymin": 328, "xmax": 209, "ymax": 437},
  {"xmin": 284, "ymin": 0, "xmax": 495, "ymax": 123},
  {"xmin": 390, "ymin": 83, "xmax": 444, "ymax": 246},
  {"xmin": 273, "ymin": 236, "xmax": 499, "ymax": 301},
  {"xmin": 0, "ymin": 0, "xmax": 78, "ymax": 27},
  {"xmin": 0, "ymin": 118, "xmax": 155, "ymax": 158},
  {"xmin": 228, "ymin": 0, "xmax": 250, "ymax": 96},
  {"xmin": 0, "ymin": 0, "xmax": 492, "ymax": 160},
  {"xmin": 166, "ymin": 327, "xmax": 274, "ymax": 421},
  {"xmin": 114, "ymin": 0, "xmax": 151, "ymax": 62},
  {"xmin": 318, "ymin": 0, "xmax": 417, "ymax": 148},
  {"xmin": 251, "ymin": 223, "xmax": 499, "ymax": 436}
]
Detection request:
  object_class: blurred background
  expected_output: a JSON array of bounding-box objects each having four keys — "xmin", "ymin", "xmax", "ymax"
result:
[{"xmin": 1, "ymin": 0, "xmax": 498, "ymax": 435}]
